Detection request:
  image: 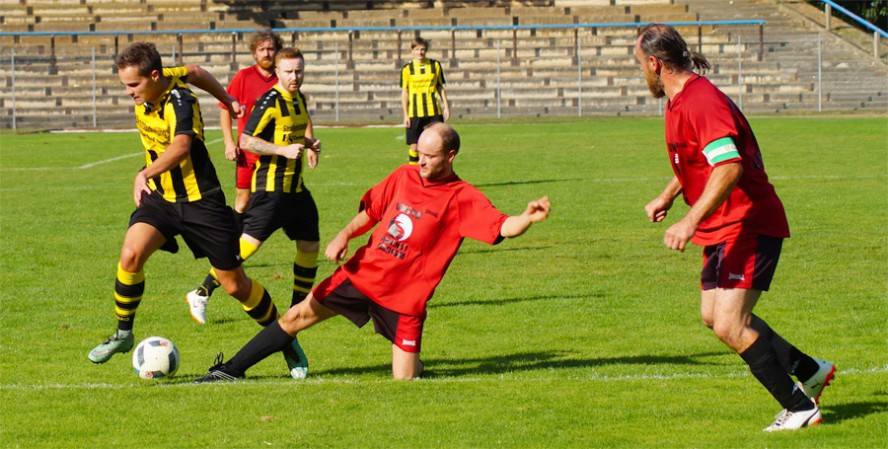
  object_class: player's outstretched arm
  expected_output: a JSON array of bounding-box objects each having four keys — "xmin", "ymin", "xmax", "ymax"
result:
[
  {"xmin": 326, "ymin": 210, "xmax": 377, "ymax": 263},
  {"xmin": 181, "ymin": 64, "xmax": 243, "ymax": 119},
  {"xmin": 500, "ymin": 196, "xmax": 551, "ymax": 238}
]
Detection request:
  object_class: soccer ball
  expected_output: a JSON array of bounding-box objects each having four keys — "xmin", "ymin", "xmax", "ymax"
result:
[{"xmin": 132, "ymin": 336, "xmax": 180, "ymax": 380}]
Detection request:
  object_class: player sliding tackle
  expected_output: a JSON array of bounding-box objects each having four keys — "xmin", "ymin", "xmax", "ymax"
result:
[{"xmin": 194, "ymin": 122, "xmax": 551, "ymax": 382}]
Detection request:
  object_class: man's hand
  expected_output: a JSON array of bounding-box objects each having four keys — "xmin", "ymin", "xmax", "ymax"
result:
[
  {"xmin": 224, "ymin": 140, "xmax": 239, "ymax": 161},
  {"xmin": 306, "ymin": 138, "xmax": 321, "ymax": 169},
  {"xmin": 325, "ymin": 233, "xmax": 350, "ymax": 264},
  {"xmin": 280, "ymin": 144, "xmax": 304, "ymax": 160},
  {"xmin": 525, "ymin": 196, "xmax": 551, "ymax": 223},
  {"xmin": 644, "ymin": 196, "xmax": 674, "ymax": 223},
  {"xmin": 663, "ymin": 216, "xmax": 696, "ymax": 252},
  {"xmin": 133, "ymin": 171, "xmax": 151, "ymax": 207},
  {"xmin": 225, "ymin": 96, "xmax": 244, "ymax": 119}
]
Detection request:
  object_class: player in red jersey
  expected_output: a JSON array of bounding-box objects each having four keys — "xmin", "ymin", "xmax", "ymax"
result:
[
  {"xmin": 636, "ymin": 24, "xmax": 835, "ymax": 432},
  {"xmin": 220, "ymin": 29, "xmax": 283, "ymax": 227},
  {"xmin": 193, "ymin": 122, "xmax": 551, "ymax": 382}
]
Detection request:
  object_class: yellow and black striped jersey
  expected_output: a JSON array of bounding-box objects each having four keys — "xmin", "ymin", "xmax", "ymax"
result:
[
  {"xmin": 400, "ymin": 59, "xmax": 446, "ymax": 118},
  {"xmin": 243, "ymin": 85, "xmax": 310, "ymax": 194},
  {"xmin": 133, "ymin": 76, "xmax": 221, "ymax": 203},
  {"xmin": 162, "ymin": 65, "xmax": 188, "ymax": 81}
]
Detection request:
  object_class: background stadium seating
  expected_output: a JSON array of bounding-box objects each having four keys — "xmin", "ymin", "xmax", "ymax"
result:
[{"xmin": 0, "ymin": 0, "xmax": 885, "ymax": 129}]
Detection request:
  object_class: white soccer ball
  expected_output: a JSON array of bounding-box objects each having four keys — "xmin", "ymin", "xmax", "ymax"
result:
[{"xmin": 132, "ymin": 336, "xmax": 180, "ymax": 380}]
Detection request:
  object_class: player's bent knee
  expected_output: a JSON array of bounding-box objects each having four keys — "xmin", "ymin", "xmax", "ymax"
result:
[
  {"xmin": 711, "ymin": 323, "xmax": 744, "ymax": 349},
  {"xmin": 118, "ymin": 247, "xmax": 145, "ymax": 272},
  {"xmin": 216, "ymin": 270, "xmax": 252, "ymax": 298}
]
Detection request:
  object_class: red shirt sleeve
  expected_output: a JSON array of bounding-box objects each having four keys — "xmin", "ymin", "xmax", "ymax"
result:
[
  {"xmin": 683, "ymin": 83, "xmax": 742, "ymax": 165},
  {"xmin": 457, "ymin": 186, "xmax": 509, "ymax": 245}
]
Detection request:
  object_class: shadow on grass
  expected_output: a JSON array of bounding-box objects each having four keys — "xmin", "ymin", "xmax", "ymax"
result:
[
  {"xmin": 431, "ymin": 293, "xmax": 598, "ymax": 308},
  {"xmin": 822, "ymin": 397, "xmax": 888, "ymax": 424},
  {"xmin": 313, "ymin": 350, "xmax": 727, "ymax": 379},
  {"xmin": 457, "ymin": 245, "xmax": 552, "ymax": 256},
  {"xmin": 473, "ymin": 178, "xmax": 586, "ymax": 189}
]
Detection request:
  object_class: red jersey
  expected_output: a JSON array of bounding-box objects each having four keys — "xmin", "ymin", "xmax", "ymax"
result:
[
  {"xmin": 341, "ymin": 165, "xmax": 509, "ymax": 316},
  {"xmin": 665, "ymin": 74, "xmax": 789, "ymax": 245},
  {"xmin": 219, "ymin": 65, "xmax": 278, "ymax": 142}
]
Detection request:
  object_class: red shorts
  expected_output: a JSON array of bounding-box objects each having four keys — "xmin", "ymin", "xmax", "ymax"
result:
[
  {"xmin": 701, "ymin": 234, "xmax": 783, "ymax": 291},
  {"xmin": 235, "ymin": 150, "xmax": 260, "ymax": 189},
  {"xmin": 313, "ymin": 268, "xmax": 426, "ymax": 353}
]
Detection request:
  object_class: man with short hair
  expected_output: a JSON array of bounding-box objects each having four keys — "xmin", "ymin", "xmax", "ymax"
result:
[
  {"xmin": 184, "ymin": 47, "xmax": 318, "ymax": 378},
  {"xmin": 635, "ymin": 23, "xmax": 835, "ymax": 432},
  {"xmin": 87, "ymin": 42, "xmax": 280, "ymax": 367},
  {"xmin": 401, "ymin": 36, "xmax": 450, "ymax": 164},
  {"xmin": 221, "ymin": 29, "xmax": 284, "ymax": 228},
  {"xmin": 185, "ymin": 29, "xmax": 283, "ymax": 324},
  {"xmin": 193, "ymin": 122, "xmax": 550, "ymax": 382}
]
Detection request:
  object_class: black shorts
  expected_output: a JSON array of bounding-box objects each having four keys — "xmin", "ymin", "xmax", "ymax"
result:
[
  {"xmin": 313, "ymin": 269, "xmax": 426, "ymax": 353},
  {"xmin": 242, "ymin": 190, "xmax": 320, "ymax": 243},
  {"xmin": 406, "ymin": 115, "xmax": 444, "ymax": 145},
  {"xmin": 129, "ymin": 190, "xmax": 242, "ymax": 270},
  {"xmin": 701, "ymin": 234, "xmax": 783, "ymax": 291}
]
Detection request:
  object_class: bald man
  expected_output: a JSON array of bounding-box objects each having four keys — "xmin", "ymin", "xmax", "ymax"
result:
[{"xmin": 194, "ymin": 122, "xmax": 550, "ymax": 382}]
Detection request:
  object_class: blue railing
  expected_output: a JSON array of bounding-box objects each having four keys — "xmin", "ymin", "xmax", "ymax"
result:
[
  {"xmin": 819, "ymin": 0, "xmax": 888, "ymax": 39},
  {"xmin": 0, "ymin": 20, "xmax": 767, "ymax": 37},
  {"xmin": 0, "ymin": 20, "xmax": 769, "ymax": 70}
]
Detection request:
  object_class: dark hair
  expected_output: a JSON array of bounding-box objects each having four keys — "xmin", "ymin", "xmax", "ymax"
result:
[
  {"xmin": 638, "ymin": 24, "xmax": 710, "ymax": 73},
  {"xmin": 250, "ymin": 28, "xmax": 284, "ymax": 53},
  {"xmin": 274, "ymin": 47, "xmax": 304, "ymax": 65},
  {"xmin": 116, "ymin": 42, "xmax": 162, "ymax": 76},
  {"xmin": 411, "ymin": 36, "xmax": 429, "ymax": 50}
]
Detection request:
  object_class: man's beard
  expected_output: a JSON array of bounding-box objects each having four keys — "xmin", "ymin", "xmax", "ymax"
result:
[
  {"xmin": 646, "ymin": 70, "xmax": 666, "ymax": 98},
  {"xmin": 257, "ymin": 58, "xmax": 274, "ymax": 71}
]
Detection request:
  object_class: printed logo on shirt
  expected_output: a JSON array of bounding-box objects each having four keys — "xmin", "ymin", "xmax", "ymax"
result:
[
  {"xmin": 387, "ymin": 214, "xmax": 413, "ymax": 242},
  {"xmin": 377, "ymin": 213, "xmax": 413, "ymax": 260}
]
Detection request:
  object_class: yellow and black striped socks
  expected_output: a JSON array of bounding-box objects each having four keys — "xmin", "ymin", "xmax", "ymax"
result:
[
  {"xmin": 114, "ymin": 263, "xmax": 144, "ymax": 331},
  {"xmin": 292, "ymin": 250, "xmax": 318, "ymax": 308},
  {"xmin": 239, "ymin": 279, "xmax": 278, "ymax": 327}
]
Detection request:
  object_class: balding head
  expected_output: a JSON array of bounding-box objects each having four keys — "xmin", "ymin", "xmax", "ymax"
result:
[{"xmin": 417, "ymin": 122, "xmax": 460, "ymax": 181}]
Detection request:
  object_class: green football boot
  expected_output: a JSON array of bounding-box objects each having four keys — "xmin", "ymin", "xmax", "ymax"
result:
[
  {"xmin": 88, "ymin": 331, "xmax": 135, "ymax": 364},
  {"xmin": 282, "ymin": 337, "xmax": 309, "ymax": 379}
]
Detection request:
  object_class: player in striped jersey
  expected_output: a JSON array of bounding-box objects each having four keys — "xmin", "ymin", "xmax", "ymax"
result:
[
  {"xmin": 87, "ymin": 43, "xmax": 284, "ymax": 371},
  {"xmin": 401, "ymin": 36, "xmax": 450, "ymax": 164},
  {"xmin": 184, "ymin": 47, "xmax": 318, "ymax": 378}
]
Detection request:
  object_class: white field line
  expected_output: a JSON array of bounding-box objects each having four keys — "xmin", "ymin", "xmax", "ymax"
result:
[
  {"xmin": 77, "ymin": 152, "xmax": 143, "ymax": 169},
  {"xmin": 1, "ymin": 138, "xmax": 226, "ymax": 172},
  {"xmin": 2, "ymin": 364, "xmax": 885, "ymax": 391}
]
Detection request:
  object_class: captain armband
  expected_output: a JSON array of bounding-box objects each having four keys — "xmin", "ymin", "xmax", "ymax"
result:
[{"xmin": 702, "ymin": 137, "xmax": 741, "ymax": 166}]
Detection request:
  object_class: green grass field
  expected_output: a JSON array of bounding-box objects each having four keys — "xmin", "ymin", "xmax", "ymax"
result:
[{"xmin": 1, "ymin": 116, "xmax": 886, "ymax": 448}]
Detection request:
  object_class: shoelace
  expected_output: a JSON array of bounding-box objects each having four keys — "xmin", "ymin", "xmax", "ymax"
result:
[
  {"xmin": 103, "ymin": 333, "xmax": 126, "ymax": 344},
  {"xmin": 208, "ymin": 352, "xmax": 225, "ymax": 371},
  {"xmin": 771, "ymin": 410, "xmax": 791, "ymax": 427}
]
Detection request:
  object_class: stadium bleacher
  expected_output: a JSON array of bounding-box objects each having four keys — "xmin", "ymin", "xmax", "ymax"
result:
[{"xmin": 0, "ymin": 0, "xmax": 885, "ymax": 129}]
